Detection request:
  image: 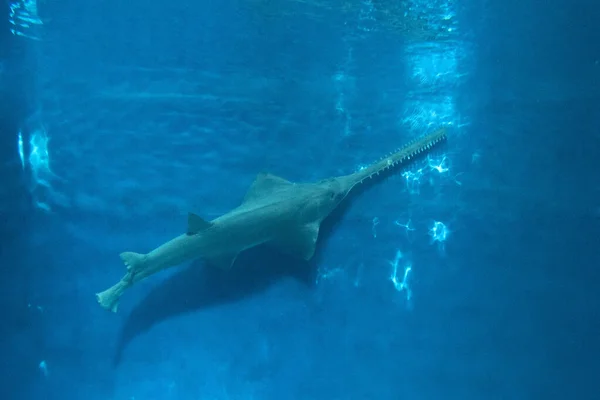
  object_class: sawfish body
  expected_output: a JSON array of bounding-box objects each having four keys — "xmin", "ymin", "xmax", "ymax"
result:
[{"xmin": 96, "ymin": 128, "xmax": 447, "ymax": 312}]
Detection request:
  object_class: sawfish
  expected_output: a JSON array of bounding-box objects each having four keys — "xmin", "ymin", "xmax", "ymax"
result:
[{"xmin": 96, "ymin": 127, "xmax": 447, "ymax": 312}]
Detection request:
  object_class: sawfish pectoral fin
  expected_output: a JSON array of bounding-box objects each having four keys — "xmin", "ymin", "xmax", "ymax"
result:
[
  {"xmin": 272, "ymin": 222, "xmax": 320, "ymax": 260},
  {"xmin": 205, "ymin": 252, "xmax": 239, "ymax": 269}
]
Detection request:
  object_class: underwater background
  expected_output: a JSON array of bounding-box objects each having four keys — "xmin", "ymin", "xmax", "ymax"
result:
[{"xmin": 1, "ymin": 0, "xmax": 599, "ymax": 399}]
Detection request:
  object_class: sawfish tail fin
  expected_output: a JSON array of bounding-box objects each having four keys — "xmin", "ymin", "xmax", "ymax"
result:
[
  {"xmin": 119, "ymin": 251, "xmax": 147, "ymax": 274},
  {"xmin": 96, "ymin": 279, "xmax": 130, "ymax": 313},
  {"xmin": 95, "ymin": 252, "xmax": 147, "ymax": 313}
]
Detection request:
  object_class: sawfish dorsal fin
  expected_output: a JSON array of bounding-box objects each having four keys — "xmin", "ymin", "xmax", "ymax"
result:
[
  {"xmin": 272, "ymin": 222, "xmax": 320, "ymax": 260},
  {"xmin": 187, "ymin": 212, "xmax": 212, "ymax": 235},
  {"xmin": 243, "ymin": 172, "xmax": 292, "ymax": 203}
]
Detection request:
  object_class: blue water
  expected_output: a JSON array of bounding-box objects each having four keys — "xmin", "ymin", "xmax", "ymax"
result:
[{"xmin": 2, "ymin": 0, "xmax": 599, "ymax": 399}]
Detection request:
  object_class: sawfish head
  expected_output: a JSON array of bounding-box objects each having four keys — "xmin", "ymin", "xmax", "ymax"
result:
[
  {"xmin": 304, "ymin": 176, "xmax": 352, "ymax": 218},
  {"xmin": 266, "ymin": 127, "xmax": 446, "ymax": 262}
]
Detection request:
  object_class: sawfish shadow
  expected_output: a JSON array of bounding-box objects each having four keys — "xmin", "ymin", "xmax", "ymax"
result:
[{"xmin": 112, "ymin": 230, "xmax": 340, "ymax": 366}]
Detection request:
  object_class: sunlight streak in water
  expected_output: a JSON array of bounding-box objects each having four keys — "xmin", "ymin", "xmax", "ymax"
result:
[
  {"xmin": 8, "ymin": 0, "xmax": 43, "ymax": 40},
  {"xmin": 395, "ymin": 0, "xmax": 466, "ymax": 307},
  {"xmin": 324, "ymin": 0, "xmax": 468, "ymax": 307},
  {"xmin": 21, "ymin": 123, "xmax": 61, "ymax": 212}
]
